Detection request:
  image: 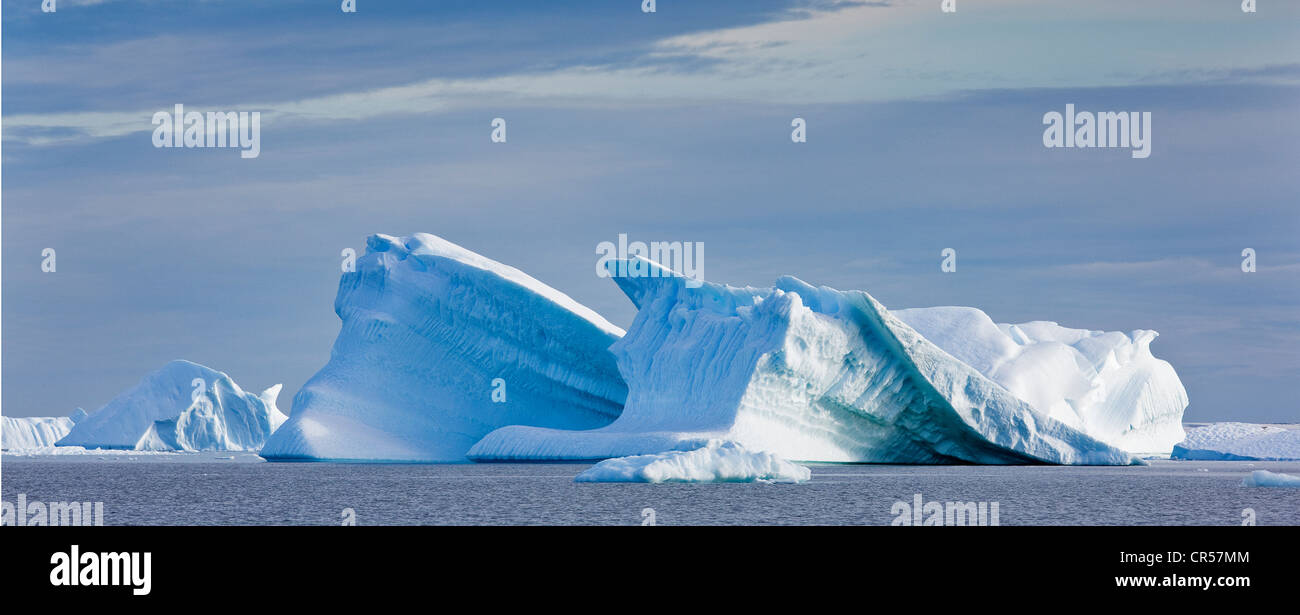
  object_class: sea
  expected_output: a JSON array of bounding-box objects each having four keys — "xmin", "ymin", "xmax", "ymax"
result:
[{"xmin": 3, "ymin": 454, "xmax": 1298, "ymax": 525}]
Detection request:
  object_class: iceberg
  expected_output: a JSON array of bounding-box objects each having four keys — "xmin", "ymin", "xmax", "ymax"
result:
[
  {"xmin": 470, "ymin": 261, "xmax": 1139, "ymax": 465},
  {"xmin": 574, "ymin": 439, "xmax": 811, "ymax": 483},
  {"xmin": 1, "ymin": 408, "xmax": 87, "ymax": 451},
  {"xmin": 1241, "ymin": 470, "xmax": 1300, "ymax": 488},
  {"xmin": 892, "ymin": 307, "xmax": 1187, "ymax": 455},
  {"xmin": 1172, "ymin": 423, "xmax": 1300, "ymax": 461},
  {"xmin": 260, "ymin": 233, "xmax": 627, "ymax": 462},
  {"xmin": 56, "ymin": 360, "xmax": 285, "ymax": 452}
]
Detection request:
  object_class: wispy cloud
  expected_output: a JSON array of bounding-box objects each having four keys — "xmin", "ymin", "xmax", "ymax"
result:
[
  {"xmin": 1050, "ymin": 258, "xmax": 1300, "ymax": 279},
  {"xmin": 9, "ymin": 0, "xmax": 1298, "ymax": 148}
]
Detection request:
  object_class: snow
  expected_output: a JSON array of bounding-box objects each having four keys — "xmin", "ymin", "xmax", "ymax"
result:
[
  {"xmin": 893, "ymin": 307, "xmax": 1188, "ymax": 455},
  {"xmin": 1241, "ymin": 470, "xmax": 1300, "ymax": 488},
  {"xmin": 259, "ymin": 233, "xmax": 628, "ymax": 462},
  {"xmin": 574, "ymin": 439, "xmax": 811, "ymax": 483},
  {"xmin": 56, "ymin": 359, "xmax": 285, "ymax": 452},
  {"xmin": 469, "ymin": 261, "xmax": 1139, "ymax": 465},
  {"xmin": 1172, "ymin": 423, "xmax": 1300, "ymax": 461},
  {"xmin": 1, "ymin": 408, "xmax": 86, "ymax": 451}
]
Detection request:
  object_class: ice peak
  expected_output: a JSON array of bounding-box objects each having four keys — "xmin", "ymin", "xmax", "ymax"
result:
[
  {"xmin": 604, "ymin": 257, "xmax": 691, "ymax": 309},
  {"xmin": 259, "ymin": 383, "xmax": 282, "ymax": 406},
  {"xmin": 365, "ymin": 232, "xmax": 624, "ymax": 338}
]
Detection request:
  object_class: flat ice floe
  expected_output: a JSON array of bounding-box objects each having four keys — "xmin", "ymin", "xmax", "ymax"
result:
[
  {"xmin": 469, "ymin": 261, "xmax": 1140, "ymax": 465},
  {"xmin": 56, "ymin": 360, "xmax": 285, "ymax": 452},
  {"xmin": 574, "ymin": 440, "xmax": 811, "ymax": 483},
  {"xmin": 260, "ymin": 233, "xmax": 628, "ymax": 462},
  {"xmin": 1241, "ymin": 470, "xmax": 1300, "ymax": 487},
  {"xmin": 1172, "ymin": 423, "xmax": 1300, "ymax": 461}
]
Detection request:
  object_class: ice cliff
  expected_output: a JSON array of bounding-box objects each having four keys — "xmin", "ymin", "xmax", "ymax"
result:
[{"xmin": 1, "ymin": 408, "xmax": 87, "ymax": 451}]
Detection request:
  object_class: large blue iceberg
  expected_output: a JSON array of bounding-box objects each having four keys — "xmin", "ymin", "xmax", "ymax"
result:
[
  {"xmin": 469, "ymin": 260, "xmax": 1157, "ymax": 465},
  {"xmin": 259, "ymin": 233, "xmax": 628, "ymax": 462}
]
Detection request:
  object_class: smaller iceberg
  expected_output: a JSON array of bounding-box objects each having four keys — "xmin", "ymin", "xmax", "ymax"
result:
[
  {"xmin": 135, "ymin": 384, "xmax": 287, "ymax": 452},
  {"xmin": 575, "ymin": 440, "xmax": 812, "ymax": 484},
  {"xmin": 1172, "ymin": 423, "xmax": 1300, "ymax": 461},
  {"xmin": 1, "ymin": 408, "xmax": 87, "ymax": 451},
  {"xmin": 1241, "ymin": 470, "xmax": 1300, "ymax": 488},
  {"xmin": 57, "ymin": 360, "xmax": 285, "ymax": 452}
]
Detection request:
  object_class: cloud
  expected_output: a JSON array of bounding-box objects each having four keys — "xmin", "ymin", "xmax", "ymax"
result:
[
  {"xmin": 1050, "ymin": 257, "xmax": 1300, "ymax": 279},
  {"xmin": 9, "ymin": 0, "xmax": 1299, "ymax": 148}
]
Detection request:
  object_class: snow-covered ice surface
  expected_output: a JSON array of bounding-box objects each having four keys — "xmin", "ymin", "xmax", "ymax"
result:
[
  {"xmin": 1, "ymin": 408, "xmax": 87, "ymax": 451},
  {"xmin": 56, "ymin": 360, "xmax": 285, "ymax": 452},
  {"xmin": 260, "ymin": 233, "xmax": 628, "ymax": 462},
  {"xmin": 1172, "ymin": 423, "xmax": 1300, "ymax": 461},
  {"xmin": 1241, "ymin": 470, "xmax": 1300, "ymax": 487},
  {"xmin": 892, "ymin": 307, "xmax": 1188, "ymax": 456},
  {"xmin": 470, "ymin": 262, "xmax": 1138, "ymax": 465},
  {"xmin": 574, "ymin": 440, "xmax": 811, "ymax": 483}
]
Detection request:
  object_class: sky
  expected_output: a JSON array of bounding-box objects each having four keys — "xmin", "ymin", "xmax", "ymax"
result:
[{"xmin": 2, "ymin": 0, "xmax": 1298, "ymax": 423}]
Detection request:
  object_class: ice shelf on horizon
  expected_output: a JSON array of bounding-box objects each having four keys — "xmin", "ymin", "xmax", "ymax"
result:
[
  {"xmin": 1173, "ymin": 422, "xmax": 1300, "ymax": 461},
  {"xmin": 1, "ymin": 408, "xmax": 87, "ymax": 451}
]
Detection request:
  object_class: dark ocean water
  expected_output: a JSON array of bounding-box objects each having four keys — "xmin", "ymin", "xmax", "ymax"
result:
[{"xmin": 3, "ymin": 455, "xmax": 1298, "ymax": 525}]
